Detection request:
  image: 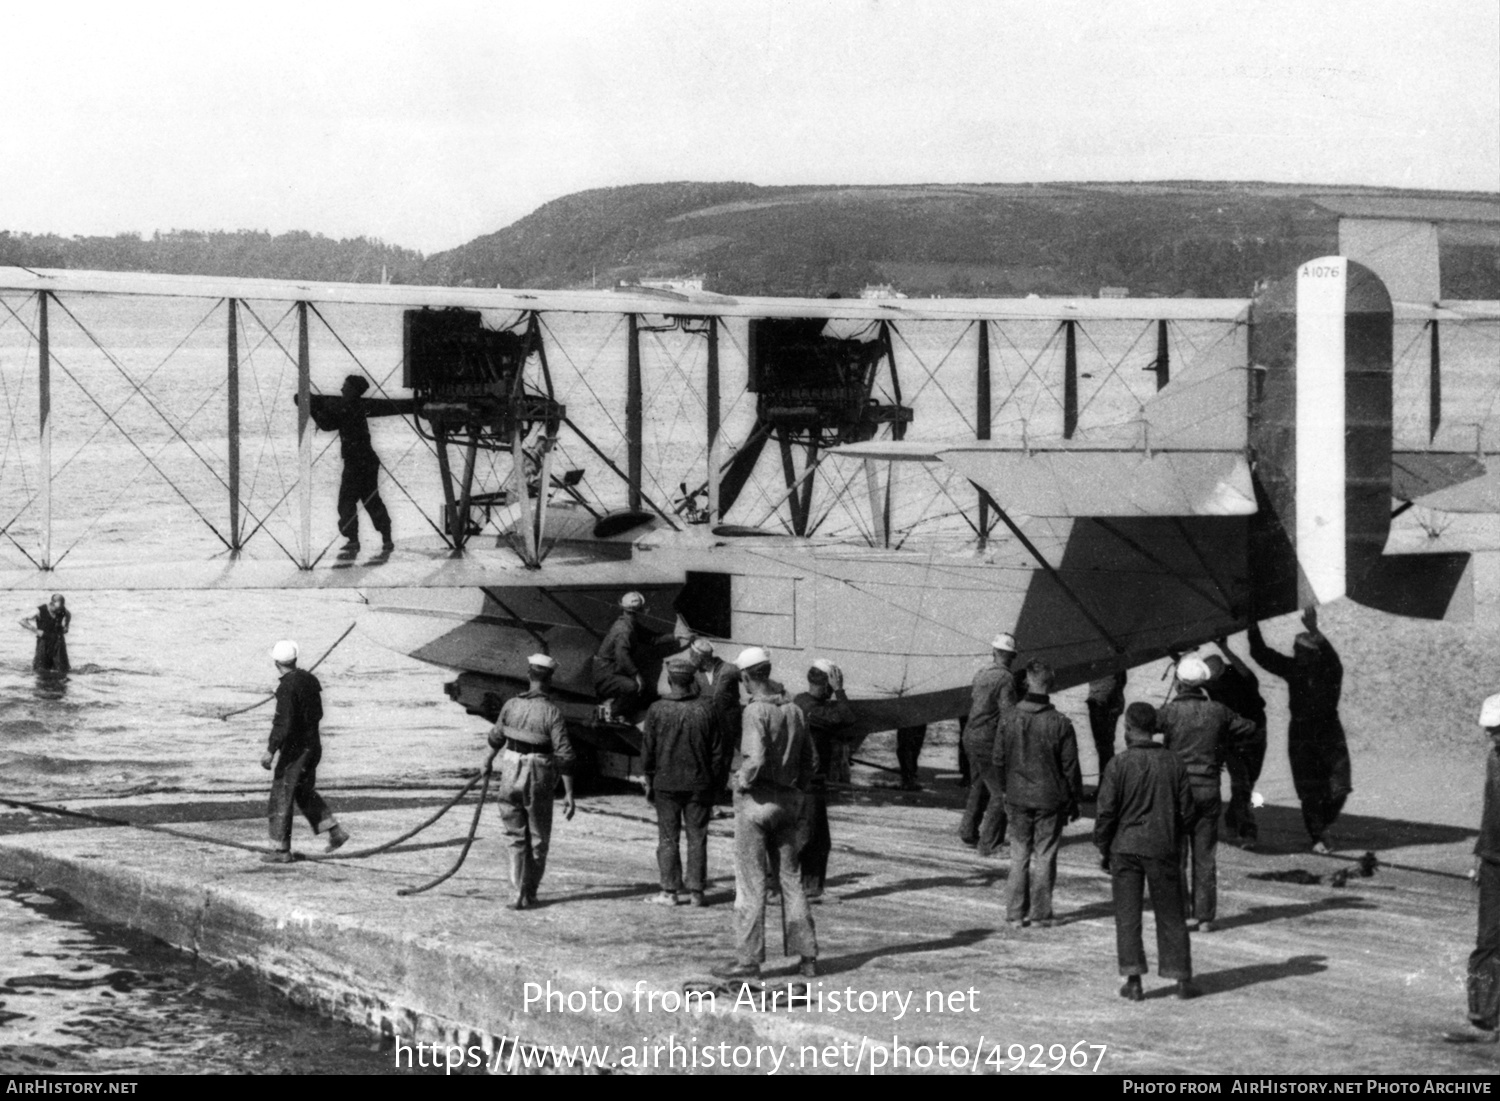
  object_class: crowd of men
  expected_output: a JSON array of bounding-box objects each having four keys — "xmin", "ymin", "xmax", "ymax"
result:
[{"xmin": 263, "ymin": 595, "xmax": 1471, "ymax": 1011}]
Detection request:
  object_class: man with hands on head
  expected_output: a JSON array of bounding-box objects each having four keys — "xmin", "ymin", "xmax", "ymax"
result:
[{"xmin": 793, "ymin": 658, "xmax": 855, "ymax": 898}]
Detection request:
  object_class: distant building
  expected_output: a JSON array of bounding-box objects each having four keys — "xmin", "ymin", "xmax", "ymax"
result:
[
  {"xmin": 1098, "ymin": 286, "xmax": 1129, "ymax": 299},
  {"xmin": 634, "ymin": 275, "xmax": 706, "ymax": 293},
  {"xmin": 860, "ymin": 283, "xmax": 907, "ymax": 300}
]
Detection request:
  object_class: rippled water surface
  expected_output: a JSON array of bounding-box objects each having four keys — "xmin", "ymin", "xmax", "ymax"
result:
[{"xmin": 0, "ymin": 879, "xmax": 437, "ymax": 1075}]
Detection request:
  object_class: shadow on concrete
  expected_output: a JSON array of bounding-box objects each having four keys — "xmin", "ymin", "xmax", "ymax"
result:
[
  {"xmin": 1212, "ymin": 894, "xmax": 1376, "ymax": 931},
  {"xmin": 1237, "ymin": 805, "xmax": 1474, "ymax": 854},
  {"xmin": 0, "ymin": 793, "xmax": 463, "ymax": 835},
  {"xmin": 804, "ymin": 926, "xmax": 997, "ymax": 977},
  {"xmin": 837, "ymin": 871, "xmax": 1008, "ymax": 902},
  {"xmin": 1169, "ymin": 953, "xmax": 1329, "ymax": 997},
  {"xmin": 1051, "ymin": 899, "xmax": 1119, "ymax": 924},
  {"xmin": 559, "ymin": 881, "xmax": 678, "ymax": 905}
]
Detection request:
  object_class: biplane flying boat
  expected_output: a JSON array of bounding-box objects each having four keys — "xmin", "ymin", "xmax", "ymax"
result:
[{"xmin": 1, "ymin": 207, "xmax": 1497, "ymax": 774}]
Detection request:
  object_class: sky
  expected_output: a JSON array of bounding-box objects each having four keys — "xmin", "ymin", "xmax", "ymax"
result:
[{"xmin": 1, "ymin": 0, "xmax": 1496, "ymax": 254}]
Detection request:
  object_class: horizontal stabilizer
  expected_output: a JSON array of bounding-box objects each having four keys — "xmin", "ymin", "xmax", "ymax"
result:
[
  {"xmin": 1410, "ymin": 467, "xmax": 1500, "ymax": 514},
  {"xmin": 935, "ymin": 448, "xmax": 1256, "ymax": 518},
  {"xmin": 1392, "ymin": 452, "xmax": 1488, "ymax": 502}
]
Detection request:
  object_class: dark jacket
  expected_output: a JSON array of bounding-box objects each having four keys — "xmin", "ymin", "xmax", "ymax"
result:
[
  {"xmin": 966, "ymin": 661, "xmax": 1018, "ymax": 756},
  {"xmin": 793, "ymin": 689, "xmax": 856, "ymax": 780},
  {"xmin": 1206, "ymin": 666, "xmax": 1267, "ymax": 729},
  {"xmin": 591, "ymin": 613, "xmax": 681, "ymax": 687},
  {"xmin": 641, "ymin": 689, "xmax": 721, "ymax": 793},
  {"xmin": 306, "ymin": 393, "xmax": 416, "ymax": 470},
  {"xmin": 1155, "ymin": 688, "xmax": 1257, "ymax": 787},
  {"xmin": 1248, "ymin": 626, "xmax": 1343, "ymax": 720},
  {"xmin": 711, "ymin": 665, "xmax": 745, "ymax": 771},
  {"xmin": 268, "ymin": 668, "xmax": 323, "ymax": 761},
  {"xmin": 1478, "ymin": 748, "xmax": 1500, "ymax": 865},
  {"xmin": 1086, "ymin": 671, "xmax": 1127, "ymax": 709},
  {"xmin": 1094, "ymin": 741, "xmax": 1194, "ymax": 859},
  {"xmin": 995, "ymin": 695, "xmax": 1082, "ymax": 812}
]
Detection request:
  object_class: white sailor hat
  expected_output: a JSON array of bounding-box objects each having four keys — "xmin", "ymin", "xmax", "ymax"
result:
[
  {"xmin": 811, "ymin": 658, "xmax": 837, "ymax": 676},
  {"xmin": 690, "ymin": 638, "xmax": 715, "ymax": 655},
  {"xmin": 734, "ymin": 646, "xmax": 771, "ymax": 671},
  {"xmin": 620, "ymin": 591, "xmax": 646, "ymax": 610},
  {"xmin": 527, "ymin": 653, "xmax": 557, "ymax": 671},
  {"xmin": 1480, "ymin": 693, "xmax": 1500, "ymax": 728},
  {"xmin": 1176, "ymin": 655, "xmax": 1212, "ymax": 686},
  {"xmin": 270, "ymin": 640, "xmax": 298, "ymax": 665},
  {"xmin": 991, "ymin": 632, "xmax": 1017, "ymax": 652}
]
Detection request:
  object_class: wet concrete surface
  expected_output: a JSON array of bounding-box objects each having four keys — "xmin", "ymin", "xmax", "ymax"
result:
[{"xmin": 0, "ymin": 760, "xmax": 1493, "ymax": 1076}]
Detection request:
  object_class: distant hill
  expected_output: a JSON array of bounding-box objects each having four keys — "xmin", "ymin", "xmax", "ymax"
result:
[
  {"xmin": 427, "ymin": 180, "xmax": 1500, "ymax": 299},
  {"xmin": 5, "ymin": 182, "xmax": 1498, "ymax": 298},
  {"xmin": 0, "ymin": 228, "xmax": 427, "ymax": 285}
]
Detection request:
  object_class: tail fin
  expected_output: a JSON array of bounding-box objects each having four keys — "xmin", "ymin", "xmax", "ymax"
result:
[{"xmin": 1250, "ymin": 256, "xmax": 1470, "ymax": 619}]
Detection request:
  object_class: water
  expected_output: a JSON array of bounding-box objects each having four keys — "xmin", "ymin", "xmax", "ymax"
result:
[
  {"xmin": 0, "ymin": 878, "xmax": 438, "ymax": 1075},
  {"xmin": 0, "ymin": 290, "xmax": 1494, "ymax": 1070}
]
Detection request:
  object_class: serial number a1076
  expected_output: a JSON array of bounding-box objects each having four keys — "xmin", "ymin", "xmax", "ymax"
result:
[{"xmin": 1301, "ymin": 263, "xmax": 1343, "ymax": 279}]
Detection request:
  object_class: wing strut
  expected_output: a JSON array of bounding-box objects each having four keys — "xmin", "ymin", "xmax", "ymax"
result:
[
  {"xmin": 974, "ymin": 485, "xmax": 1125, "ymax": 655},
  {"xmin": 480, "ymin": 587, "xmax": 551, "ymax": 653}
]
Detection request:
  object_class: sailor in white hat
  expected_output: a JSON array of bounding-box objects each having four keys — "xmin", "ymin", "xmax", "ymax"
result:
[
  {"xmin": 259, "ymin": 639, "xmax": 349, "ymax": 862},
  {"xmin": 960, "ymin": 630, "xmax": 1022, "ymax": 845},
  {"xmin": 591, "ymin": 590, "xmax": 692, "ymax": 723},
  {"xmin": 1154, "ymin": 653, "xmax": 1257, "ymax": 933},
  {"xmin": 487, "ymin": 652, "xmax": 577, "ymax": 910},
  {"xmin": 714, "ymin": 644, "xmax": 820, "ymax": 982}
]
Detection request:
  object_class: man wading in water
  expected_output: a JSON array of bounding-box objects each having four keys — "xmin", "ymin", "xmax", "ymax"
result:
[{"xmin": 20, "ymin": 593, "xmax": 70, "ymax": 675}]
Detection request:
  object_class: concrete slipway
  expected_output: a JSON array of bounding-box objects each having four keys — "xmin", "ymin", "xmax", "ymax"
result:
[{"xmin": 0, "ymin": 740, "xmax": 1495, "ymax": 1077}]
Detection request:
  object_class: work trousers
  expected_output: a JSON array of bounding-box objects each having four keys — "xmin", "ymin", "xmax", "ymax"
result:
[
  {"xmin": 337, "ymin": 463, "xmax": 391, "ymax": 544},
  {"xmin": 1289, "ymin": 718, "xmax": 1352, "ymax": 843},
  {"xmin": 653, "ymin": 788, "xmax": 713, "ymax": 893},
  {"xmin": 794, "ymin": 786, "xmax": 831, "ymax": 895},
  {"xmin": 896, "ymin": 725, "xmax": 926, "ymax": 786},
  {"xmin": 267, "ymin": 748, "xmax": 334, "ymax": 849},
  {"xmin": 1181, "ymin": 783, "xmax": 1221, "ymax": 923},
  {"xmin": 1110, "ymin": 851, "xmax": 1192, "ymax": 980},
  {"xmin": 827, "ymin": 742, "xmax": 852, "ymax": 785},
  {"xmin": 593, "ymin": 674, "xmax": 644, "ymax": 719},
  {"xmin": 1470, "ymin": 858, "xmax": 1500, "ymax": 1030},
  {"xmin": 1224, "ymin": 724, "xmax": 1268, "ymax": 842},
  {"xmin": 495, "ymin": 750, "xmax": 558, "ymax": 903},
  {"xmin": 733, "ymin": 789, "xmax": 817, "ymax": 965},
  {"xmin": 1087, "ymin": 699, "xmax": 1124, "ymax": 775},
  {"xmin": 1006, "ymin": 804, "xmax": 1065, "ymax": 923},
  {"xmin": 958, "ymin": 743, "xmax": 1007, "ymax": 854}
]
